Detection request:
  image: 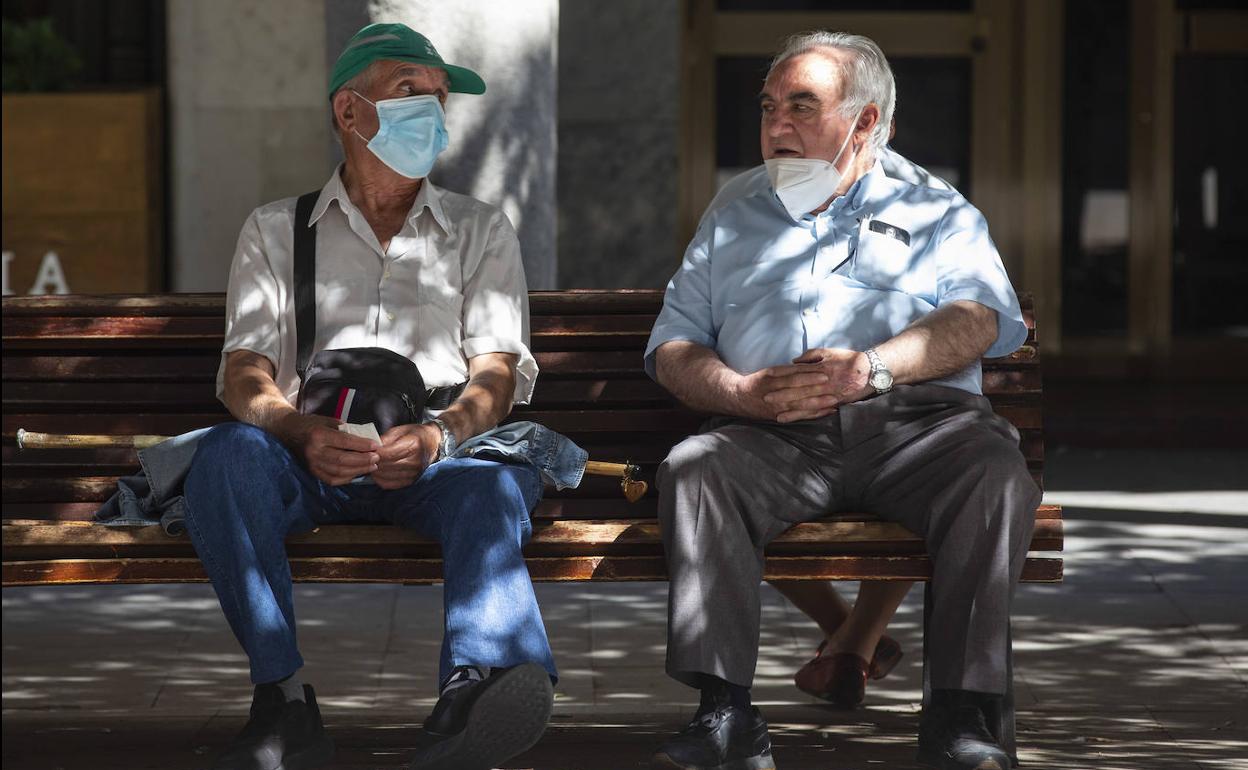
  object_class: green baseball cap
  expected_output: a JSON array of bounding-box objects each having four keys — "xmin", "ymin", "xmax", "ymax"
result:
[{"xmin": 328, "ymin": 23, "xmax": 485, "ymax": 98}]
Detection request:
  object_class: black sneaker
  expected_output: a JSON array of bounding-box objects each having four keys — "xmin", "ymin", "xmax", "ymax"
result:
[
  {"xmin": 210, "ymin": 683, "xmax": 334, "ymax": 770},
  {"xmin": 917, "ymin": 690, "xmax": 1012, "ymax": 770},
  {"xmin": 410, "ymin": 662, "xmax": 554, "ymax": 770},
  {"xmin": 651, "ymin": 705, "xmax": 776, "ymax": 770}
]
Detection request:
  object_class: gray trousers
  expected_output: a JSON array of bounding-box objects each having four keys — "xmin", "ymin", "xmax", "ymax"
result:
[{"xmin": 657, "ymin": 384, "xmax": 1041, "ymax": 694}]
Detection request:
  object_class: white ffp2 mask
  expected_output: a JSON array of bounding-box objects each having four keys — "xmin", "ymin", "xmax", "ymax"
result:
[{"xmin": 764, "ymin": 108, "xmax": 864, "ymax": 220}]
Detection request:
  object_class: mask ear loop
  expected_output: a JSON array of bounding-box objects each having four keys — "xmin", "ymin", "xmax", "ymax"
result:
[
  {"xmin": 832, "ymin": 106, "xmax": 867, "ymax": 171},
  {"xmin": 347, "ymin": 89, "xmax": 378, "ymax": 145}
]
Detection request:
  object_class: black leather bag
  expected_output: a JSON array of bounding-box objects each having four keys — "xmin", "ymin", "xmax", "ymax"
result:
[
  {"xmin": 296, "ymin": 347, "xmax": 427, "ymax": 434},
  {"xmin": 289, "ymin": 192, "xmax": 461, "ymax": 434}
]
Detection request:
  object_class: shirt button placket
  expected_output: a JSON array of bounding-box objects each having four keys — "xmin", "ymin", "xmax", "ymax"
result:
[
  {"xmin": 800, "ymin": 218, "xmax": 822, "ymax": 328},
  {"xmin": 379, "ymin": 259, "xmax": 394, "ymax": 342}
]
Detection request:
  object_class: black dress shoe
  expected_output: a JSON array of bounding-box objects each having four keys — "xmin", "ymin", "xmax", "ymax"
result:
[
  {"xmin": 410, "ymin": 662, "xmax": 554, "ymax": 770},
  {"xmin": 917, "ymin": 689, "xmax": 1012, "ymax": 770},
  {"xmin": 211, "ymin": 684, "xmax": 334, "ymax": 770},
  {"xmin": 651, "ymin": 705, "xmax": 776, "ymax": 770}
]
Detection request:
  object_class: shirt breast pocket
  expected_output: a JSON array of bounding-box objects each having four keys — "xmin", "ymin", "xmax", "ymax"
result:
[
  {"xmin": 850, "ymin": 230, "xmax": 914, "ymax": 291},
  {"xmin": 414, "ymin": 248, "xmax": 463, "ymax": 309}
]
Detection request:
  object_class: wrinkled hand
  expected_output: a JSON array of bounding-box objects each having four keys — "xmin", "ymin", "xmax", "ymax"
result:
[
  {"xmin": 734, "ymin": 366, "xmax": 830, "ymax": 422},
  {"xmin": 373, "ymin": 422, "xmax": 442, "ymax": 490},
  {"xmin": 277, "ymin": 413, "xmax": 380, "ymax": 486},
  {"xmin": 760, "ymin": 348, "xmax": 873, "ymax": 423}
]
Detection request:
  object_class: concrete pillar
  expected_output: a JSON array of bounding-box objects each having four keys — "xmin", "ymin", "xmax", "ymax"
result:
[
  {"xmin": 556, "ymin": 0, "xmax": 680, "ymax": 288},
  {"xmin": 167, "ymin": 0, "xmax": 331, "ymax": 291},
  {"xmin": 334, "ymin": 0, "xmax": 559, "ymax": 289}
]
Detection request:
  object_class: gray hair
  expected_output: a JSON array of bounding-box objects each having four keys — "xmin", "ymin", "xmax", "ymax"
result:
[{"xmin": 769, "ymin": 31, "xmax": 896, "ymax": 154}]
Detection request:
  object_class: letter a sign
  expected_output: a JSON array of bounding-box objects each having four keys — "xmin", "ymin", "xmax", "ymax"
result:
[{"xmin": 29, "ymin": 251, "xmax": 72, "ymax": 294}]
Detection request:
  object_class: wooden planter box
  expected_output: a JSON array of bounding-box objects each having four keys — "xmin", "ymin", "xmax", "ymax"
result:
[{"xmin": 2, "ymin": 89, "xmax": 163, "ymax": 294}]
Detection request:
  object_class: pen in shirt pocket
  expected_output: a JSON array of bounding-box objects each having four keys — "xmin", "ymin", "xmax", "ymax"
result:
[{"xmin": 830, "ymin": 215, "xmax": 870, "ymax": 275}]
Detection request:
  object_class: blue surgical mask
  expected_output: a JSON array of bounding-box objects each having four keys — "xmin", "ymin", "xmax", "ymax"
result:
[{"xmin": 351, "ymin": 91, "xmax": 449, "ymax": 179}]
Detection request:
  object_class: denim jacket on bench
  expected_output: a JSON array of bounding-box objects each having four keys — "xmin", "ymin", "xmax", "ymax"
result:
[{"xmin": 94, "ymin": 420, "xmax": 587, "ymax": 536}]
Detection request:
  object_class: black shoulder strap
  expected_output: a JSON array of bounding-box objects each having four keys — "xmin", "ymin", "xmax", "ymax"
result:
[{"xmin": 293, "ymin": 191, "xmax": 320, "ymax": 379}]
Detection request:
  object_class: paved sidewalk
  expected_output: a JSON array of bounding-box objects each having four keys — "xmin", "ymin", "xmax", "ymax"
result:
[{"xmin": 4, "ymin": 448, "xmax": 1246, "ymax": 769}]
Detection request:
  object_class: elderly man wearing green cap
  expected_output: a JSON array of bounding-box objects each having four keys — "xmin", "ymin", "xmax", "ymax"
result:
[{"xmin": 181, "ymin": 23, "xmax": 555, "ymax": 770}]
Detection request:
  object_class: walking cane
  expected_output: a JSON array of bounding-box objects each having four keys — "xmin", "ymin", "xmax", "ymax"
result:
[{"xmin": 15, "ymin": 429, "xmax": 649, "ymax": 503}]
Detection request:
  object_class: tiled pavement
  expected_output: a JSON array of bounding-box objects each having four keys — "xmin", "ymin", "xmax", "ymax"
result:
[{"xmin": 3, "ymin": 448, "xmax": 1246, "ymax": 769}]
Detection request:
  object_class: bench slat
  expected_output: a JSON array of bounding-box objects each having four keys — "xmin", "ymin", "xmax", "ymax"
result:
[
  {"xmin": 2, "ymin": 368, "xmax": 1044, "ymax": 411},
  {"xmin": 3, "ymin": 290, "xmax": 1035, "ymax": 320},
  {"xmin": 1, "ymin": 517, "xmax": 1063, "ymax": 558},
  {"xmin": 0, "ymin": 504, "xmax": 1064, "ymax": 526},
  {"xmin": 2, "ymin": 313, "xmax": 660, "ymax": 339},
  {"xmin": 1, "ymin": 456, "xmax": 1049, "ymax": 504},
  {"xmin": 0, "ymin": 431, "xmax": 1046, "ymax": 477},
  {"xmin": 2, "ymin": 410, "xmax": 703, "ymax": 436},
  {"xmin": 5, "ymin": 405, "xmax": 1043, "ymax": 438},
  {"xmin": 0, "ymin": 493, "xmax": 1063, "ymax": 526},
  {"xmin": 1, "ymin": 294, "xmax": 228, "ymax": 317},
  {"xmin": 2, "ymin": 293, "xmax": 1042, "ymax": 344},
  {"xmin": 1, "ymin": 317, "xmax": 667, "ymax": 352},
  {"xmin": 3, "ymin": 349, "xmax": 1040, "ymax": 384},
  {"xmin": 1, "ymin": 555, "xmax": 1063, "ymax": 586},
  {"xmin": 0, "ymin": 291, "xmax": 673, "ymax": 317},
  {"xmin": 0, "ymin": 498, "xmax": 668, "ymax": 522}
]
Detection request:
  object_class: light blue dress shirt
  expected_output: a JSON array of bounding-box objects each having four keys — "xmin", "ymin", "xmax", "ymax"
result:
[{"xmin": 644, "ymin": 160, "xmax": 1028, "ymax": 395}]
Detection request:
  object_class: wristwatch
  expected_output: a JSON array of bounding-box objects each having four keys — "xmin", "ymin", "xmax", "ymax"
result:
[
  {"xmin": 864, "ymin": 348, "xmax": 894, "ymax": 394},
  {"xmin": 428, "ymin": 417, "xmax": 458, "ymax": 462}
]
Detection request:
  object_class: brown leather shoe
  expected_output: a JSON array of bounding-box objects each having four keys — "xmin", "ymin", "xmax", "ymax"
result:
[{"xmin": 794, "ymin": 636, "xmax": 905, "ymax": 708}]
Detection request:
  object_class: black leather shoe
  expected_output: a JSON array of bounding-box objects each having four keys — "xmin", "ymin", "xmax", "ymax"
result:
[
  {"xmin": 917, "ymin": 689, "xmax": 1012, "ymax": 770},
  {"xmin": 410, "ymin": 662, "xmax": 554, "ymax": 770},
  {"xmin": 651, "ymin": 705, "xmax": 776, "ymax": 770},
  {"xmin": 211, "ymin": 684, "xmax": 334, "ymax": 770}
]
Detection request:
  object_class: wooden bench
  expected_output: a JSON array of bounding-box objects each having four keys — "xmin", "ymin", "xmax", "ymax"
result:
[{"xmin": 1, "ymin": 291, "xmax": 1062, "ymax": 587}]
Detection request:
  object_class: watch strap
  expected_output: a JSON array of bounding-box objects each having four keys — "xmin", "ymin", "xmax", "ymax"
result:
[
  {"xmin": 428, "ymin": 417, "xmax": 457, "ymax": 461},
  {"xmin": 864, "ymin": 348, "xmax": 893, "ymax": 394}
]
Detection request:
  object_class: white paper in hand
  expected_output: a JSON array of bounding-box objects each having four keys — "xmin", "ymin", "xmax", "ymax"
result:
[{"xmin": 338, "ymin": 422, "xmax": 381, "ymax": 444}]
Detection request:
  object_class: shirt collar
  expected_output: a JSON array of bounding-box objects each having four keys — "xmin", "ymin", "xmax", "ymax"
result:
[
  {"xmin": 410, "ymin": 175, "xmax": 451, "ymax": 234},
  {"xmin": 847, "ymin": 159, "xmax": 887, "ymax": 211},
  {"xmin": 309, "ymin": 166, "xmax": 451, "ymax": 235},
  {"xmin": 819, "ymin": 160, "xmax": 885, "ymax": 219},
  {"xmin": 308, "ymin": 168, "xmax": 346, "ymax": 226}
]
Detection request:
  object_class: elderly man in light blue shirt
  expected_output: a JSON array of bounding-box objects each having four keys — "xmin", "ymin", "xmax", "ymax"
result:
[
  {"xmin": 646, "ymin": 31, "xmax": 1040, "ymax": 770},
  {"xmin": 697, "ymin": 143, "xmax": 964, "ymax": 719},
  {"xmin": 649, "ymin": 154, "xmax": 1026, "ymax": 392}
]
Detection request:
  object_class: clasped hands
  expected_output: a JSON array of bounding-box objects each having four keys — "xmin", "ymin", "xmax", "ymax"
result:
[
  {"xmin": 277, "ymin": 413, "xmax": 441, "ymax": 488},
  {"xmin": 738, "ymin": 347, "xmax": 874, "ymax": 424}
]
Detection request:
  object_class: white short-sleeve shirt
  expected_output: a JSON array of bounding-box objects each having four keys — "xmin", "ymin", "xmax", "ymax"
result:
[{"xmin": 218, "ymin": 168, "xmax": 538, "ymax": 406}]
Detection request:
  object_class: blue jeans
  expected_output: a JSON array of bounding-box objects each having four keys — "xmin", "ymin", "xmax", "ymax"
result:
[{"xmin": 182, "ymin": 422, "xmax": 556, "ymax": 686}]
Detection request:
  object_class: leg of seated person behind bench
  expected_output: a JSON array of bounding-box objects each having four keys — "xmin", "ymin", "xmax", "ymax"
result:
[
  {"xmin": 381, "ymin": 457, "xmax": 557, "ymax": 685},
  {"xmin": 183, "ymin": 421, "xmax": 334, "ymax": 685}
]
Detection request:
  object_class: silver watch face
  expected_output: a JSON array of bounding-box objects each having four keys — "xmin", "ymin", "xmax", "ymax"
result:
[{"xmin": 870, "ymin": 370, "xmax": 893, "ymax": 390}]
